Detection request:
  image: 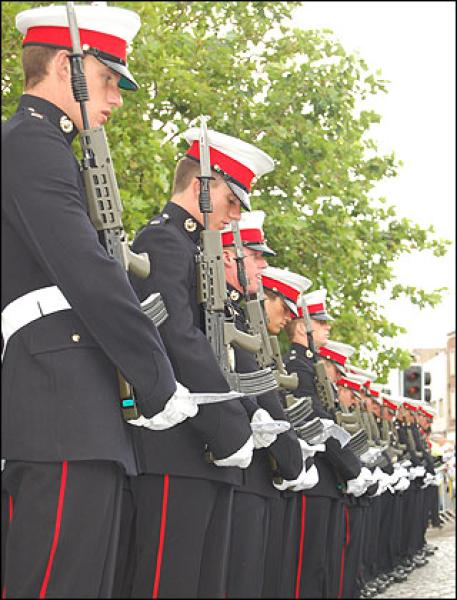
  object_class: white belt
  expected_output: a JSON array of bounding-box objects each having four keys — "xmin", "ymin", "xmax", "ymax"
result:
[{"xmin": 2, "ymin": 285, "xmax": 72, "ymax": 354}]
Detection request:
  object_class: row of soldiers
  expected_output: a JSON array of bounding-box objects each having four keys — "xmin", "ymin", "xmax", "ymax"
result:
[{"xmin": 1, "ymin": 3, "xmax": 442, "ymax": 598}]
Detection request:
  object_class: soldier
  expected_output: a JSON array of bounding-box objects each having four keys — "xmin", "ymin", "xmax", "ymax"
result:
[
  {"xmin": 221, "ymin": 214, "xmax": 305, "ymax": 597},
  {"xmin": 259, "ymin": 266, "xmax": 325, "ymax": 598},
  {"xmin": 1, "ymin": 4, "xmax": 187, "ymax": 597},
  {"xmin": 126, "ymin": 128, "xmax": 275, "ymax": 597},
  {"xmin": 395, "ymin": 401, "xmax": 429, "ymax": 573},
  {"xmin": 283, "ymin": 306, "xmax": 363, "ymax": 599}
]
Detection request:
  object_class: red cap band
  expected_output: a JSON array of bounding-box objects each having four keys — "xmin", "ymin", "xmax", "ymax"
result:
[
  {"xmin": 261, "ymin": 276, "xmax": 300, "ymax": 305},
  {"xmin": 23, "ymin": 26, "xmax": 127, "ymax": 62},
  {"xmin": 383, "ymin": 398, "xmax": 398, "ymax": 410},
  {"xmin": 337, "ymin": 377, "xmax": 361, "ymax": 391},
  {"xmin": 222, "ymin": 228, "xmax": 264, "ymax": 247},
  {"xmin": 318, "ymin": 346, "xmax": 346, "ymax": 366},
  {"xmin": 403, "ymin": 402, "xmax": 418, "ymax": 412},
  {"xmin": 419, "ymin": 406, "xmax": 433, "ymax": 418},
  {"xmin": 307, "ymin": 302, "xmax": 325, "ymax": 314},
  {"xmin": 187, "ymin": 140, "xmax": 255, "ymax": 190}
]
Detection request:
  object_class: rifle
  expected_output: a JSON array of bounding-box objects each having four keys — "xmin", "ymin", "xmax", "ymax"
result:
[
  {"xmin": 195, "ymin": 118, "xmax": 277, "ymax": 396},
  {"xmin": 65, "ymin": 2, "xmax": 167, "ymax": 421},
  {"xmin": 299, "ymin": 295, "xmax": 336, "ymax": 412},
  {"xmin": 230, "ymin": 221, "xmax": 298, "ymax": 393}
]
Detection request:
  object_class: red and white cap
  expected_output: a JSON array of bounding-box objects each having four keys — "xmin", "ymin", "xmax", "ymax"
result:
[
  {"xmin": 336, "ymin": 373, "xmax": 363, "ymax": 395},
  {"xmin": 261, "ymin": 266, "xmax": 312, "ymax": 317},
  {"xmin": 16, "ymin": 3, "xmax": 141, "ymax": 91},
  {"xmin": 382, "ymin": 394, "xmax": 400, "ymax": 412},
  {"xmin": 221, "ymin": 211, "xmax": 275, "ymax": 256},
  {"xmin": 183, "ymin": 128, "xmax": 274, "ymax": 210},
  {"xmin": 367, "ymin": 383, "xmax": 383, "ymax": 405},
  {"xmin": 345, "ymin": 363, "xmax": 377, "ymax": 387},
  {"xmin": 302, "ymin": 288, "xmax": 333, "ymax": 321},
  {"xmin": 319, "ymin": 340, "xmax": 355, "ymax": 373},
  {"xmin": 418, "ymin": 404, "xmax": 435, "ymax": 419},
  {"xmin": 401, "ymin": 398, "xmax": 420, "ymax": 412}
]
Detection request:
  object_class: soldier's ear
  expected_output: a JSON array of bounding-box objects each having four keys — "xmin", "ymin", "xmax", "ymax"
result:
[
  {"xmin": 54, "ymin": 50, "xmax": 71, "ymax": 82},
  {"xmin": 222, "ymin": 249, "xmax": 233, "ymax": 268},
  {"xmin": 191, "ymin": 177, "xmax": 201, "ymax": 201}
]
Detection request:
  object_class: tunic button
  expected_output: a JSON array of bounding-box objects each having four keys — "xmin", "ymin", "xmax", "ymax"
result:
[{"xmin": 71, "ymin": 333, "xmax": 81, "ymax": 343}]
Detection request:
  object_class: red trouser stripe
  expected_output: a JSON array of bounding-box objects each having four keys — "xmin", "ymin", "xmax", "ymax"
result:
[
  {"xmin": 152, "ymin": 474, "xmax": 170, "ymax": 599},
  {"xmin": 294, "ymin": 493, "xmax": 307, "ymax": 599},
  {"xmin": 39, "ymin": 461, "xmax": 68, "ymax": 599},
  {"xmin": 338, "ymin": 506, "xmax": 350, "ymax": 599}
]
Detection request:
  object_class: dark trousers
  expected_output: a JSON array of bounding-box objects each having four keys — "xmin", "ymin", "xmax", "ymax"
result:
[
  {"xmin": 340, "ymin": 503, "xmax": 365, "ymax": 599},
  {"xmin": 129, "ymin": 474, "xmax": 233, "ymax": 598},
  {"xmin": 2, "ymin": 460, "xmax": 124, "ymax": 598},
  {"xmin": 226, "ymin": 491, "xmax": 270, "ymax": 598},
  {"xmin": 262, "ymin": 494, "xmax": 299, "ymax": 599},
  {"xmin": 112, "ymin": 477, "xmax": 137, "ymax": 598},
  {"xmin": 294, "ymin": 495, "xmax": 344, "ymax": 598},
  {"xmin": 377, "ymin": 491, "xmax": 396, "ymax": 574},
  {"xmin": 390, "ymin": 492, "xmax": 404, "ymax": 569}
]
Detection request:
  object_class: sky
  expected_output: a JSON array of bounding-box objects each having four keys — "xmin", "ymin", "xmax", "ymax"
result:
[{"xmin": 291, "ymin": 1, "xmax": 456, "ymax": 350}]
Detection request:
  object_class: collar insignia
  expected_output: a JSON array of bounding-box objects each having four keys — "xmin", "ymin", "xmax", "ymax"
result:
[
  {"xmin": 184, "ymin": 218, "xmax": 197, "ymax": 232},
  {"xmin": 60, "ymin": 115, "xmax": 74, "ymax": 133}
]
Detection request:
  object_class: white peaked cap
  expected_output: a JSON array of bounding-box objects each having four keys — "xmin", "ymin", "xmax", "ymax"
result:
[
  {"xmin": 302, "ymin": 288, "xmax": 333, "ymax": 321},
  {"xmin": 345, "ymin": 372, "xmax": 370, "ymax": 386},
  {"xmin": 368, "ymin": 383, "xmax": 384, "ymax": 404},
  {"xmin": 319, "ymin": 339, "xmax": 355, "ymax": 371},
  {"xmin": 262, "ymin": 266, "xmax": 312, "ymax": 317},
  {"xmin": 221, "ymin": 211, "xmax": 275, "ymax": 256},
  {"xmin": 16, "ymin": 4, "xmax": 141, "ymax": 90},
  {"xmin": 346, "ymin": 363, "xmax": 377, "ymax": 383},
  {"xmin": 183, "ymin": 127, "xmax": 274, "ymax": 210}
]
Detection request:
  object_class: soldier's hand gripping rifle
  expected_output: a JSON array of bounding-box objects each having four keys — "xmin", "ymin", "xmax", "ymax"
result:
[
  {"xmin": 195, "ymin": 118, "xmax": 277, "ymax": 396},
  {"xmin": 299, "ymin": 294, "xmax": 336, "ymax": 413},
  {"xmin": 66, "ymin": 2, "xmax": 167, "ymax": 421},
  {"xmin": 230, "ymin": 221, "xmax": 298, "ymax": 393}
]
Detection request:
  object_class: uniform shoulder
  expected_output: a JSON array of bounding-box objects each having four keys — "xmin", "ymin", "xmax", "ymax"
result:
[{"xmin": 3, "ymin": 109, "xmax": 72, "ymax": 162}]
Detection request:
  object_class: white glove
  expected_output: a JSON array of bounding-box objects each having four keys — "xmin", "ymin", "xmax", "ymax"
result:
[
  {"xmin": 299, "ymin": 438, "xmax": 326, "ymax": 459},
  {"xmin": 346, "ymin": 469, "xmax": 369, "ymax": 497},
  {"xmin": 128, "ymin": 383, "xmax": 198, "ymax": 430},
  {"xmin": 421, "ymin": 473, "xmax": 433, "ymax": 489},
  {"xmin": 251, "ymin": 409, "xmax": 278, "ymax": 449},
  {"xmin": 394, "ymin": 476, "xmax": 410, "ymax": 492},
  {"xmin": 414, "ymin": 465, "xmax": 426, "ymax": 478},
  {"xmin": 360, "ymin": 467, "xmax": 376, "ymax": 488},
  {"xmin": 401, "ymin": 459, "xmax": 412, "ymax": 468},
  {"xmin": 274, "ymin": 462, "xmax": 319, "ymax": 492},
  {"xmin": 213, "ymin": 435, "xmax": 254, "ymax": 469}
]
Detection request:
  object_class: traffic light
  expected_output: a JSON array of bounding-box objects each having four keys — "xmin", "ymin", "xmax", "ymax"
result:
[
  {"xmin": 424, "ymin": 371, "xmax": 432, "ymax": 402},
  {"xmin": 403, "ymin": 364, "xmax": 422, "ymax": 400}
]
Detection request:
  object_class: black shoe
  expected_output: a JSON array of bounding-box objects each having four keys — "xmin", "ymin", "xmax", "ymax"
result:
[
  {"xmin": 372, "ymin": 579, "xmax": 387, "ymax": 592},
  {"xmin": 413, "ymin": 556, "xmax": 428, "ymax": 567},
  {"xmin": 424, "ymin": 543, "xmax": 438, "ymax": 555},
  {"xmin": 390, "ymin": 569, "xmax": 408, "ymax": 582},
  {"xmin": 400, "ymin": 560, "xmax": 414, "ymax": 572}
]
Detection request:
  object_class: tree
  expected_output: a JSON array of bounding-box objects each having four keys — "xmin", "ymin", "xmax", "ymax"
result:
[{"xmin": 2, "ymin": 1, "xmax": 450, "ymax": 381}]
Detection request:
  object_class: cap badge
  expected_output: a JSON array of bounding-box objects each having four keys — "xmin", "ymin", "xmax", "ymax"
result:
[
  {"xmin": 230, "ymin": 289, "xmax": 240, "ymax": 302},
  {"xmin": 60, "ymin": 116, "xmax": 74, "ymax": 133},
  {"xmin": 184, "ymin": 218, "xmax": 197, "ymax": 232},
  {"xmin": 306, "ymin": 349, "xmax": 314, "ymax": 359}
]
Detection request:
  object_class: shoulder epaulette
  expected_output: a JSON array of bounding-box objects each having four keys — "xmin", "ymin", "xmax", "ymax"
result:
[{"xmin": 148, "ymin": 213, "xmax": 170, "ymax": 227}]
